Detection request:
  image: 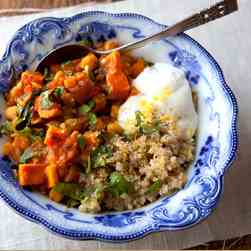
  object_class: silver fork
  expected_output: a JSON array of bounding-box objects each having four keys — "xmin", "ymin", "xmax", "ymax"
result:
[{"xmin": 36, "ymin": 0, "xmax": 238, "ymax": 72}]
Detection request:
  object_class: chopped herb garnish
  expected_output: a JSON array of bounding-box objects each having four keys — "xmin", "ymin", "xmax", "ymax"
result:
[
  {"xmin": 86, "ymin": 67, "xmax": 96, "ymax": 82},
  {"xmin": 53, "ymin": 183, "xmax": 86, "ymax": 201},
  {"xmin": 135, "ymin": 111, "xmax": 161, "ymax": 135},
  {"xmin": 77, "ymin": 134, "xmax": 85, "ymax": 149},
  {"xmin": 109, "ymin": 171, "xmax": 132, "ymax": 197},
  {"xmin": 40, "ymin": 90, "xmax": 54, "ymax": 110},
  {"xmin": 86, "ymin": 154, "xmax": 92, "ymax": 174},
  {"xmin": 61, "ymin": 60, "xmax": 72, "ymax": 67},
  {"xmin": 66, "ymin": 198, "xmax": 80, "ymax": 208},
  {"xmin": 53, "ymin": 86, "xmax": 64, "ymax": 97},
  {"xmin": 0, "ymin": 121, "xmax": 14, "ymax": 136},
  {"xmin": 79, "ymin": 100, "xmax": 96, "ymax": 115},
  {"xmin": 91, "ymin": 145, "xmax": 112, "ymax": 168},
  {"xmin": 94, "ymin": 184, "xmax": 104, "ymax": 200},
  {"xmin": 19, "ymin": 127, "xmax": 45, "ymax": 142},
  {"xmin": 135, "ymin": 111, "xmax": 144, "ymax": 129},
  {"xmin": 19, "ymin": 148, "xmax": 35, "ymax": 164},
  {"xmin": 88, "ymin": 112, "xmax": 97, "ymax": 126},
  {"xmin": 146, "ymin": 179, "xmax": 161, "ymax": 195},
  {"xmin": 44, "ymin": 68, "xmax": 54, "ymax": 82},
  {"xmin": 88, "ymin": 100, "xmax": 96, "ymax": 110},
  {"xmin": 79, "ymin": 104, "xmax": 90, "ymax": 114}
]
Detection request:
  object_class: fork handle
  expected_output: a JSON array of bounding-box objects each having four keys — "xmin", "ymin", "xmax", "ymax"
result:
[{"xmin": 107, "ymin": 0, "xmax": 238, "ymax": 54}]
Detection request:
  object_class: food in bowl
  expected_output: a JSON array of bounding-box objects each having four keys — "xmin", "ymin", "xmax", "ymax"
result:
[{"xmin": 0, "ymin": 39, "xmax": 197, "ymax": 213}]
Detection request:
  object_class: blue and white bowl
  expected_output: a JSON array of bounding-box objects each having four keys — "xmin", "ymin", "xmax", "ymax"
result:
[{"xmin": 0, "ymin": 11, "xmax": 238, "ymax": 241}]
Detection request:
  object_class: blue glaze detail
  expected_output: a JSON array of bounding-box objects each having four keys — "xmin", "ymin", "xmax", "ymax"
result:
[
  {"xmin": 0, "ymin": 11, "xmax": 238, "ymax": 242},
  {"xmin": 169, "ymin": 50, "xmax": 201, "ymax": 85}
]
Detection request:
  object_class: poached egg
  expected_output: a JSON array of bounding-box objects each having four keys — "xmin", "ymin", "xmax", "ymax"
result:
[{"xmin": 118, "ymin": 63, "xmax": 198, "ymax": 139}]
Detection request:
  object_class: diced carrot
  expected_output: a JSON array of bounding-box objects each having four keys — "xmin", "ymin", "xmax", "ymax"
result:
[
  {"xmin": 93, "ymin": 116, "xmax": 110, "ymax": 131},
  {"xmin": 130, "ymin": 58, "xmax": 145, "ymax": 78},
  {"xmin": 31, "ymin": 112, "xmax": 42, "ymax": 125},
  {"xmin": 18, "ymin": 164, "xmax": 46, "ymax": 186},
  {"xmin": 5, "ymin": 106, "xmax": 17, "ymax": 120},
  {"xmin": 34, "ymin": 96, "xmax": 62, "ymax": 119},
  {"xmin": 38, "ymin": 105, "xmax": 62, "ymax": 119},
  {"xmin": 101, "ymin": 51, "xmax": 122, "ymax": 72},
  {"xmin": 93, "ymin": 94, "xmax": 107, "ymax": 112},
  {"xmin": 106, "ymin": 70, "xmax": 130, "ymax": 100},
  {"xmin": 64, "ymin": 166, "xmax": 80, "ymax": 183},
  {"xmin": 23, "ymin": 83, "xmax": 33, "ymax": 93},
  {"xmin": 45, "ymin": 164, "xmax": 59, "ymax": 188},
  {"xmin": 54, "ymin": 70, "xmax": 64, "ymax": 82},
  {"xmin": 34, "ymin": 96, "xmax": 40, "ymax": 112},
  {"xmin": 61, "ymin": 91, "xmax": 75, "ymax": 106},
  {"xmin": 6, "ymin": 135, "xmax": 30, "ymax": 162},
  {"xmin": 21, "ymin": 71, "xmax": 44, "ymax": 85},
  {"xmin": 13, "ymin": 135, "xmax": 30, "ymax": 151},
  {"xmin": 47, "ymin": 80, "xmax": 58, "ymax": 90},
  {"xmin": 107, "ymin": 121, "xmax": 123, "ymax": 135},
  {"xmin": 95, "ymin": 118, "xmax": 106, "ymax": 130},
  {"xmin": 64, "ymin": 77, "xmax": 77, "ymax": 88},
  {"xmin": 8, "ymin": 82, "xmax": 23, "ymax": 105},
  {"xmin": 83, "ymin": 131, "xmax": 100, "ymax": 149},
  {"xmin": 49, "ymin": 189, "xmax": 63, "ymax": 202},
  {"xmin": 44, "ymin": 126, "xmax": 66, "ymax": 148},
  {"xmin": 80, "ymin": 53, "xmax": 98, "ymax": 71},
  {"xmin": 2, "ymin": 142, "xmax": 13, "ymax": 156},
  {"xmin": 75, "ymin": 72, "xmax": 87, "ymax": 81},
  {"xmin": 104, "ymin": 40, "xmax": 119, "ymax": 50},
  {"xmin": 31, "ymin": 82, "xmax": 43, "ymax": 92},
  {"xmin": 57, "ymin": 77, "xmax": 65, "ymax": 86},
  {"xmin": 66, "ymin": 77, "xmax": 94, "ymax": 104},
  {"xmin": 110, "ymin": 104, "xmax": 120, "ymax": 119},
  {"xmin": 46, "ymin": 131, "xmax": 79, "ymax": 168}
]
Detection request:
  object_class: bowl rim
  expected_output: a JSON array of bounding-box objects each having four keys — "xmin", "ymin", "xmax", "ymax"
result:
[{"xmin": 0, "ymin": 10, "xmax": 239, "ymax": 242}]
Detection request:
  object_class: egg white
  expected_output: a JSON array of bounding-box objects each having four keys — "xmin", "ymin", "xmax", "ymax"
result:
[{"xmin": 118, "ymin": 63, "xmax": 198, "ymax": 139}]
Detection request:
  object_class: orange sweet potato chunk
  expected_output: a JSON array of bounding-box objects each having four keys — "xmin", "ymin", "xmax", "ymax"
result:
[
  {"xmin": 18, "ymin": 164, "xmax": 46, "ymax": 186},
  {"xmin": 45, "ymin": 164, "xmax": 59, "ymax": 188}
]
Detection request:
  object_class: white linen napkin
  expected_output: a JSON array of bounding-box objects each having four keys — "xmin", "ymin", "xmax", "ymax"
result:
[{"xmin": 0, "ymin": 0, "xmax": 250, "ymax": 249}]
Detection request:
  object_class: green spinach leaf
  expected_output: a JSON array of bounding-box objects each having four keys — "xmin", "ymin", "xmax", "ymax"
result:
[
  {"xmin": 91, "ymin": 145, "xmax": 112, "ymax": 168},
  {"xmin": 15, "ymin": 101, "xmax": 33, "ymax": 130},
  {"xmin": 19, "ymin": 148, "xmax": 36, "ymax": 164},
  {"xmin": 109, "ymin": 171, "xmax": 132, "ymax": 197},
  {"xmin": 77, "ymin": 134, "xmax": 85, "ymax": 149},
  {"xmin": 0, "ymin": 121, "xmax": 14, "ymax": 136},
  {"xmin": 53, "ymin": 183, "xmax": 86, "ymax": 201},
  {"xmin": 146, "ymin": 179, "xmax": 161, "ymax": 195},
  {"xmin": 53, "ymin": 86, "xmax": 64, "ymax": 97}
]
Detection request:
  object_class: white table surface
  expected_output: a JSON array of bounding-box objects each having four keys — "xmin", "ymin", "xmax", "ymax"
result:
[{"xmin": 0, "ymin": 0, "xmax": 250, "ymax": 249}]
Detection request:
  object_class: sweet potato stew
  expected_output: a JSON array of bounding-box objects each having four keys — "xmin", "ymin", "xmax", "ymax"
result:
[{"xmin": 0, "ymin": 40, "xmax": 196, "ymax": 213}]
